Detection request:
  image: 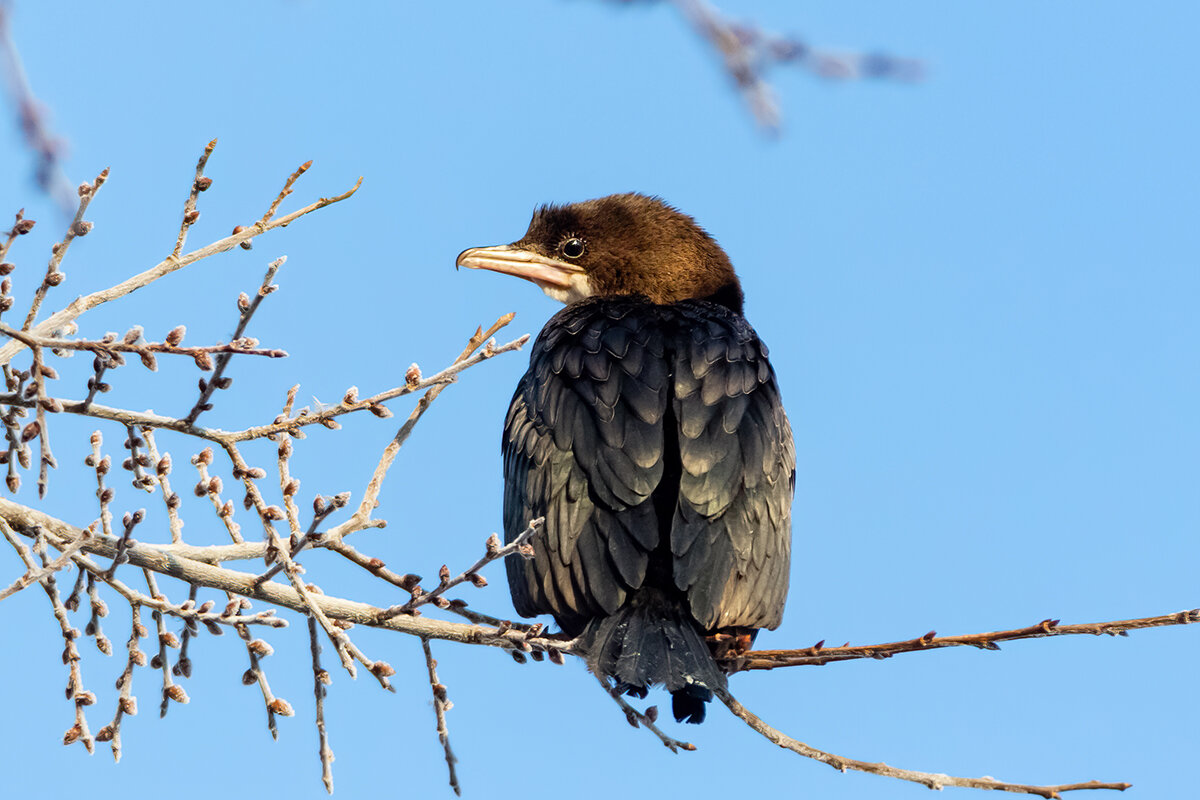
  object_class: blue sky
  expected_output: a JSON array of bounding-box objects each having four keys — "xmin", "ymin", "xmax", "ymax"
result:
[{"xmin": 1, "ymin": 2, "xmax": 1196, "ymax": 798}]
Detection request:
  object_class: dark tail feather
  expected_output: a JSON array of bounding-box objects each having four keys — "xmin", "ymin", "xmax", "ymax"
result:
[
  {"xmin": 582, "ymin": 591, "xmax": 727, "ymax": 725},
  {"xmin": 671, "ymin": 685, "xmax": 713, "ymax": 724}
]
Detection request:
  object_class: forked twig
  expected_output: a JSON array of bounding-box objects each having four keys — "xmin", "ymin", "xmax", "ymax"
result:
[{"xmin": 597, "ymin": 674, "xmax": 695, "ymax": 754}]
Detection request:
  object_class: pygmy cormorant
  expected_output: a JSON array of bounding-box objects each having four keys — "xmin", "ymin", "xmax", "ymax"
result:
[{"xmin": 458, "ymin": 194, "xmax": 794, "ymax": 723}]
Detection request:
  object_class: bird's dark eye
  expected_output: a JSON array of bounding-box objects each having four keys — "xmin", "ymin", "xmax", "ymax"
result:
[{"xmin": 560, "ymin": 238, "xmax": 586, "ymax": 259}]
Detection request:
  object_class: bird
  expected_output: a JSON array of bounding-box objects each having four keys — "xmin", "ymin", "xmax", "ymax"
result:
[{"xmin": 457, "ymin": 193, "xmax": 794, "ymax": 724}]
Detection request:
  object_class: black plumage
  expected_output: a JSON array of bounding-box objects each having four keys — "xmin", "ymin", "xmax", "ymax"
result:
[{"xmin": 458, "ymin": 194, "xmax": 794, "ymax": 723}]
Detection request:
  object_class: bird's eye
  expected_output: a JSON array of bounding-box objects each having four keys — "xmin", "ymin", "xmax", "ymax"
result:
[{"xmin": 560, "ymin": 238, "xmax": 586, "ymax": 259}]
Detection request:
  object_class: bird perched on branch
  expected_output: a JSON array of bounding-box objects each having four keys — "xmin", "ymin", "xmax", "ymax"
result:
[{"xmin": 459, "ymin": 194, "xmax": 794, "ymax": 723}]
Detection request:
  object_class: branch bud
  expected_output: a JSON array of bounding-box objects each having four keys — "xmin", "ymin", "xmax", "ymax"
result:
[
  {"xmin": 268, "ymin": 698, "xmax": 294, "ymax": 716},
  {"xmin": 247, "ymin": 639, "xmax": 274, "ymax": 657},
  {"xmin": 405, "ymin": 363, "xmax": 422, "ymax": 388},
  {"xmin": 62, "ymin": 724, "xmax": 82, "ymax": 745}
]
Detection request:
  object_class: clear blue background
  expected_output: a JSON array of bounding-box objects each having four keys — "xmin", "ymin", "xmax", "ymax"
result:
[{"xmin": 1, "ymin": 2, "xmax": 1196, "ymax": 798}]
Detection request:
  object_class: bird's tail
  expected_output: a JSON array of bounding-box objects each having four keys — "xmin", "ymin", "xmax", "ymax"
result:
[{"xmin": 582, "ymin": 590, "xmax": 727, "ymax": 724}]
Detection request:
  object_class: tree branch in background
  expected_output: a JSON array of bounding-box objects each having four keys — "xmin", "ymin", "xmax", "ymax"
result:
[
  {"xmin": 612, "ymin": 0, "xmax": 922, "ymax": 131},
  {"xmin": 0, "ymin": 0, "xmax": 75, "ymax": 215}
]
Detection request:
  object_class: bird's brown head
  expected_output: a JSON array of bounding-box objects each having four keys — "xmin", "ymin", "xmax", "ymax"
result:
[{"xmin": 457, "ymin": 193, "xmax": 743, "ymax": 313}]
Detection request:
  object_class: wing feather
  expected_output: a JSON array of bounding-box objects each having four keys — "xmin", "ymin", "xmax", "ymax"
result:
[
  {"xmin": 670, "ymin": 306, "xmax": 794, "ymax": 631},
  {"xmin": 503, "ymin": 301, "xmax": 669, "ymax": 633}
]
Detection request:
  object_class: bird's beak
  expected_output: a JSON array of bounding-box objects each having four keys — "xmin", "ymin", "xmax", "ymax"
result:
[{"xmin": 456, "ymin": 245, "xmax": 583, "ymax": 289}]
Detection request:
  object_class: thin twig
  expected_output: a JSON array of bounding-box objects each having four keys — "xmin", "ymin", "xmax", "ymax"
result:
[
  {"xmin": 141, "ymin": 429, "xmax": 183, "ymax": 543},
  {"xmin": 94, "ymin": 603, "xmax": 144, "ymax": 761},
  {"xmin": 715, "ymin": 687, "xmax": 1130, "ymax": 797},
  {"xmin": 0, "ymin": 175, "xmax": 362, "ymax": 367},
  {"xmin": 309, "ymin": 616, "xmax": 334, "ymax": 794},
  {"xmin": 597, "ymin": 673, "xmax": 695, "ymax": 753},
  {"xmin": 729, "ymin": 610, "xmax": 1200, "ymax": 672},
  {"xmin": 171, "ymin": 139, "xmax": 217, "ymax": 259},
  {"xmin": 0, "ymin": 516, "xmax": 88, "ymax": 601},
  {"xmin": 344, "ymin": 314, "xmax": 517, "ymax": 532},
  {"xmin": 184, "ymin": 256, "xmax": 286, "ymax": 424},
  {"xmin": 0, "ymin": 332, "xmax": 526, "ymax": 444},
  {"xmin": 376, "ymin": 518, "xmax": 540, "ymax": 620},
  {"xmin": 0, "ymin": 322, "xmax": 287, "ymax": 361},
  {"xmin": 421, "ymin": 637, "xmax": 460, "ymax": 796},
  {"xmin": 22, "ymin": 168, "xmax": 108, "ymax": 330},
  {"xmin": 11, "ymin": 528, "xmax": 95, "ymax": 752},
  {"xmin": 261, "ymin": 160, "xmax": 311, "ymax": 225},
  {"xmin": 227, "ymin": 333, "xmax": 527, "ymax": 444}
]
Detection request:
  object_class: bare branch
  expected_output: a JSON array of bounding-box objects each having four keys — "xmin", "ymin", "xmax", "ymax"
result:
[
  {"xmin": 0, "ymin": 174, "xmax": 362, "ymax": 367},
  {"xmin": 309, "ymin": 616, "xmax": 334, "ymax": 794},
  {"xmin": 345, "ymin": 313, "xmax": 517, "ymax": 530},
  {"xmin": 22, "ymin": 168, "xmax": 108, "ymax": 330},
  {"xmin": 0, "ymin": 322, "xmax": 287, "ymax": 361},
  {"xmin": 376, "ymin": 518, "xmax": 541, "ymax": 621},
  {"xmin": 0, "ymin": 516, "xmax": 88, "ymax": 601},
  {"xmin": 598, "ymin": 674, "xmax": 695, "ymax": 754},
  {"xmin": 171, "ymin": 139, "xmax": 217, "ymax": 259},
  {"xmin": 184, "ymin": 256, "xmax": 287, "ymax": 425},
  {"xmin": 716, "ymin": 687, "xmax": 1130, "ymax": 797},
  {"xmin": 0, "ymin": 331, "xmax": 526, "ymax": 454},
  {"xmin": 421, "ymin": 638, "xmax": 460, "ymax": 796},
  {"xmin": 729, "ymin": 611, "xmax": 1200, "ymax": 672},
  {"xmin": 0, "ymin": 498, "xmax": 572, "ymax": 653},
  {"xmin": 261, "ymin": 160, "xmax": 312, "ymax": 226},
  {"xmin": 9, "ymin": 528, "xmax": 95, "ymax": 752}
]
